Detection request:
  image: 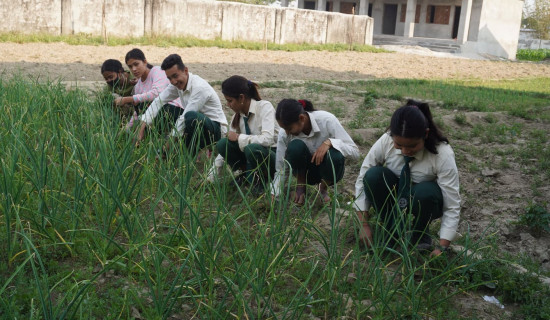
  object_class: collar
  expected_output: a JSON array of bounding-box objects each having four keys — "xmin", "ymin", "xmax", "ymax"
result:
[
  {"xmin": 305, "ymin": 112, "xmax": 320, "ymax": 137},
  {"xmin": 396, "ymin": 147, "xmax": 426, "ymax": 162},
  {"xmin": 240, "ymin": 99, "xmax": 258, "ymax": 117},
  {"xmin": 182, "ymin": 72, "xmax": 194, "ymax": 93}
]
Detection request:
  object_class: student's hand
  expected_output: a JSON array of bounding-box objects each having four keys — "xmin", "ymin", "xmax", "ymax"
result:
[
  {"xmin": 135, "ymin": 122, "xmax": 147, "ymax": 147},
  {"xmin": 356, "ymin": 211, "xmax": 372, "ymax": 248},
  {"xmin": 430, "ymin": 239, "xmax": 451, "ymax": 258},
  {"xmin": 311, "ymin": 140, "xmax": 331, "ymax": 165},
  {"xmin": 228, "ymin": 131, "xmax": 239, "ymax": 142}
]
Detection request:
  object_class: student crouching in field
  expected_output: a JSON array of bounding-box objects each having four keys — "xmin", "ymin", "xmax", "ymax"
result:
[
  {"xmin": 137, "ymin": 54, "xmax": 228, "ymax": 156},
  {"xmin": 208, "ymin": 75, "xmax": 280, "ymax": 194},
  {"xmin": 111, "ymin": 48, "xmax": 184, "ymax": 135},
  {"xmin": 271, "ymin": 99, "xmax": 359, "ymax": 205},
  {"xmin": 353, "ymin": 100, "xmax": 460, "ymax": 257},
  {"xmin": 100, "ymin": 59, "xmax": 136, "ymax": 122}
]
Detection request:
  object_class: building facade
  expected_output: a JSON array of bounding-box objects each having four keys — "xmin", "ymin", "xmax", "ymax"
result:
[{"xmin": 281, "ymin": 0, "xmax": 525, "ymax": 59}]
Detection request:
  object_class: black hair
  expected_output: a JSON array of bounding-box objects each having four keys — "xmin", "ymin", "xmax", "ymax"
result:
[
  {"xmin": 125, "ymin": 48, "xmax": 153, "ymax": 69},
  {"xmin": 275, "ymin": 99, "xmax": 316, "ymax": 127},
  {"xmin": 101, "ymin": 59, "xmax": 124, "ymax": 73},
  {"xmin": 389, "ymin": 99, "xmax": 448, "ymax": 154},
  {"xmin": 161, "ymin": 54, "xmax": 186, "ymax": 71},
  {"xmin": 222, "ymin": 75, "xmax": 262, "ymax": 130}
]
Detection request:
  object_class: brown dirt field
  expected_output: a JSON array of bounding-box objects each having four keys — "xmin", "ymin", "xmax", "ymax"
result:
[{"xmin": 1, "ymin": 42, "xmax": 550, "ymax": 82}]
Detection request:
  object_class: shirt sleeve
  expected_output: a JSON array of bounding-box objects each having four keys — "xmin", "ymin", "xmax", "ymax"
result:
[
  {"xmin": 139, "ymin": 85, "xmax": 179, "ymax": 125},
  {"xmin": 325, "ymin": 114, "xmax": 359, "ymax": 159},
  {"xmin": 132, "ymin": 68, "xmax": 170, "ymax": 104},
  {"xmin": 237, "ymin": 102, "xmax": 276, "ymax": 151},
  {"xmin": 171, "ymin": 87, "xmax": 211, "ymax": 137},
  {"xmin": 435, "ymin": 146, "xmax": 461, "ymax": 241},
  {"xmin": 270, "ymin": 131, "xmax": 289, "ymax": 197},
  {"xmin": 353, "ymin": 135, "xmax": 387, "ymax": 212}
]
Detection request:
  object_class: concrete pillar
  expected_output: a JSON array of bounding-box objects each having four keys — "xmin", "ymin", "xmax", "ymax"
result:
[
  {"xmin": 144, "ymin": 0, "xmax": 153, "ymax": 35},
  {"xmin": 317, "ymin": 0, "xmax": 327, "ymax": 11},
  {"xmin": 457, "ymin": 0, "xmax": 473, "ymax": 44},
  {"xmin": 61, "ymin": 0, "xmax": 72, "ymax": 35},
  {"xmin": 403, "ymin": 0, "xmax": 416, "ymax": 38},
  {"xmin": 359, "ymin": 0, "xmax": 369, "ymax": 15},
  {"xmin": 298, "ymin": 0, "xmax": 305, "ymax": 9},
  {"xmin": 281, "ymin": 0, "xmax": 289, "ymax": 6},
  {"xmin": 332, "ymin": 0, "xmax": 340, "ymax": 12}
]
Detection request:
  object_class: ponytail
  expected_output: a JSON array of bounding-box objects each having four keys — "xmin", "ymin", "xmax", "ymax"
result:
[
  {"xmin": 222, "ymin": 75, "xmax": 262, "ymax": 130},
  {"xmin": 275, "ymin": 98, "xmax": 316, "ymax": 127},
  {"xmin": 389, "ymin": 99, "xmax": 448, "ymax": 154}
]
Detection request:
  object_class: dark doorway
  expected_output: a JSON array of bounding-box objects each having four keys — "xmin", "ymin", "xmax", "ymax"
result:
[
  {"xmin": 382, "ymin": 4, "xmax": 398, "ymax": 35},
  {"xmin": 304, "ymin": 1, "xmax": 315, "ymax": 10},
  {"xmin": 452, "ymin": 6, "xmax": 461, "ymax": 39},
  {"xmin": 368, "ymin": 3, "xmax": 373, "ymax": 16}
]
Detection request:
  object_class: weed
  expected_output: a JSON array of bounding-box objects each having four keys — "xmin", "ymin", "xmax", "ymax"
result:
[
  {"xmin": 517, "ymin": 202, "xmax": 550, "ymax": 237},
  {"xmin": 454, "ymin": 113, "xmax": 468, "ymax": 125}
]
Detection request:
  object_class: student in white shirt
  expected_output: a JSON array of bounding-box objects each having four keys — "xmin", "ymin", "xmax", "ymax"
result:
[
  {"xmin": 136, "ymin": 54, "xmax": 228, "ymax": 155},
  {"xmin": 353, "ymin": 100, "xmax": 461, "ymax": 257},
  {"xmin": 211, "ymin": 75, "xmax": 280, "ymax": 193},
  {"xmin": 272, "ymin": 99, "xmax": 359, "ymax": 206}
]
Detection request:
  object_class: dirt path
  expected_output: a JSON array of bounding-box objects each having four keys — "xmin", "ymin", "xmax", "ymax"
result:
[{"xmin": 1, "ymin": 42, "xmax": 549, "ymax": 82}]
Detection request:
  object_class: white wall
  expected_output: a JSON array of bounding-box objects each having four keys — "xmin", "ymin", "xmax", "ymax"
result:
[
  {"xmin": 0, "ymin": 0, "xmax": 373, "ymax": 46},
  {"xmin": 462, "ymin": 0, "xmax": 524, "ymax": 59}
]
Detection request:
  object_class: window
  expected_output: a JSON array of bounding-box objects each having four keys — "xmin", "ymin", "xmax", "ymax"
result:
[
  {"xmin": 426, "ymin": 5, "xmax": 451, "ymax": 24},
  {"xmin": 400, "ymin": 4, "xmax": 421, "ymax": 23},
  {"xmin": 304, "ymin": 1, "xmax": 315, "ymax": 10}
]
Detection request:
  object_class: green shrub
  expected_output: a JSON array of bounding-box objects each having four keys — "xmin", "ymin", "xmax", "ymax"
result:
[{"xmin": 516, "ymin": 49, "xmax": 550, "ymax": 61}]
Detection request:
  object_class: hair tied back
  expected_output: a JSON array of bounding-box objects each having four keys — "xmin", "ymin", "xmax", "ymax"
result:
[{"xmin": 298, "ymin": 100, "xmax": 307, "ymax": 108}]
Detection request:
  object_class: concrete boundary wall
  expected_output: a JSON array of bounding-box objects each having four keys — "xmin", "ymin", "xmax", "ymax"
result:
[{"xmin": 0, "ymin": 0, "xmax": 373, "ymax": 45}]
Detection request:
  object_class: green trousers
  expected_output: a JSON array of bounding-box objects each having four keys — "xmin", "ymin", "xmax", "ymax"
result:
[
  {"xmin": 216, "ymin": 138, "xmax": 276, "ymax": 183},
  {"xmin": 183, "ymin": 111, "xmax": 221, "ymax": 154},
  {"xmin": 363, "ymin": 166, "xmax": 443, "ymax": 243},
  {"xmin": 285, "ymin": 139, "xmax": 345, "ymax": 185}
]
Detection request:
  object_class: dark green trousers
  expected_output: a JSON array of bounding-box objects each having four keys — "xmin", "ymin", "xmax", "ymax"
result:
[
  {"xmin": 216, "ymin": 138, "xmax": 276, "ymax": 183},
  {"xmin": 183, "ymin": 111, "xmax": 221, "ymax": 154},
  {"xmin": 285, "ymin": 139, "xmax": 345, "ymax": 185},
  {"xmin": 363, "ymin": 166, "xmax": 443, "ymax": 243}
]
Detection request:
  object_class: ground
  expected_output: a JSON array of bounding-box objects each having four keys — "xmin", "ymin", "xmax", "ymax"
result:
[{"xmin": 1, "ymin": 42, "xmax": 549, "ymax": 319}]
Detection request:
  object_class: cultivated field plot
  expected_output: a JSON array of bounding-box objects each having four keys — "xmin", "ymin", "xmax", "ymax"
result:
[{"xmin": 1, "ymin": 73, "xmax": 549, "ymax": 319}]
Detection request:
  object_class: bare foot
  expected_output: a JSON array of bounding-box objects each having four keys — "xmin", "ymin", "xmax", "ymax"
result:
[
  {"xmin": 293, "ymin": 185, "xmax": 306, "ymax": 206},
  {"xmin": 318, "ymin": 182, "xmax": 330, "ymax": 204}
]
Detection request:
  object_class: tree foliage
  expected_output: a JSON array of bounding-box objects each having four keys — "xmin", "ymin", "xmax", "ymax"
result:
[{"xmin": 523, "ymin": 0, "xmax": 550, "ymax": 40}]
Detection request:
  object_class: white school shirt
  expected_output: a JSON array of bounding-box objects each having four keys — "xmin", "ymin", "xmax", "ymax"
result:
[
  {"xmin": 132, "ymin": 66, "xmax": 183, "ymax": 109},
  {"xmin": 140, "ymin": 72, "xmax": 228, "ymax": 137},
  {"xmin": 213, "ymin": 99, "xmax": 280, "ymax": 168},
  {"xmin": 270, "ymin": 110, "xmax": 359, "ymax": 197},
  {"xmin": 353, "ymin": 132, "xmax": 461, "ymax": 241}
]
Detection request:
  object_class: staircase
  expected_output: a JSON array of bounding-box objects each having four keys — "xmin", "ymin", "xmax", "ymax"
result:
[{"xmin": 373, "ymin": 35, "xmax": 462, "ymax": 53}]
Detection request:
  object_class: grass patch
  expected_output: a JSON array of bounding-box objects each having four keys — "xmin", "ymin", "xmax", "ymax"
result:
[
  {"xmin": 0, "ymin": 32, "xmax": 388, "ymax": 53},
  {"xmin": 516, "ymin": 49, "xmax": 550, "ymax": 61},
  {"xmin": 339, "ymin": 78, "xmax": 550, "ymax": 121}
]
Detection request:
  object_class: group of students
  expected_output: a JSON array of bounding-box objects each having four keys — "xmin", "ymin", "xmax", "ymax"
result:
[{"xmin": 101, "ymin": 49, "xmax": 461, "ymax": 257}]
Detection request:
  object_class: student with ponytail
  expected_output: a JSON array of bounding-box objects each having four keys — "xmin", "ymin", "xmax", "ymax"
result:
[
  {"xmin": 353, "ymin": 99, "xmax": 461, "ymax": 257},
  {"xmin": 272, "ymin": 99, "xmax": 359, "ymax": 205},
  {"xmin": 208, "ymin": 75, "xmax": 280, "ymax": 192},
  {"xmin": 114, "ymin": 48, "xmax": 184, "ymax": 133}
]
